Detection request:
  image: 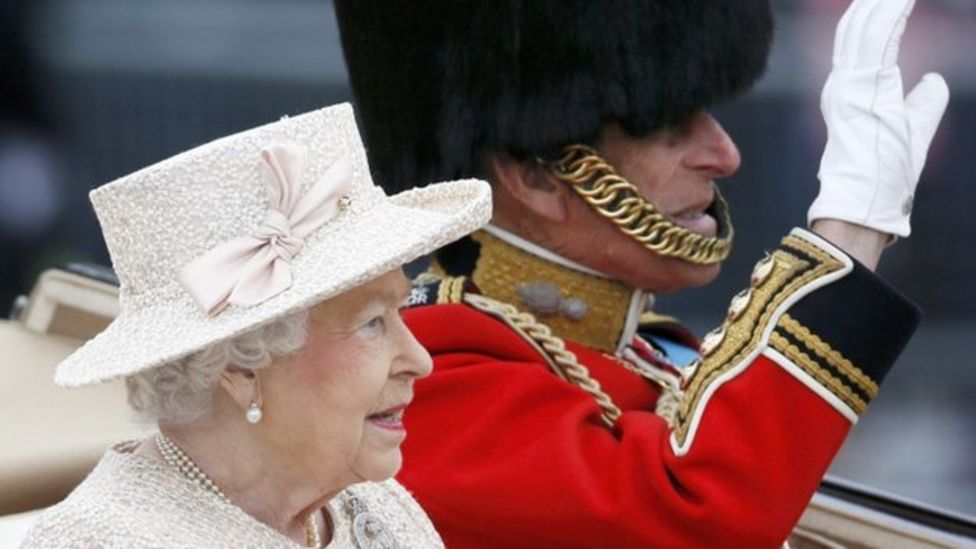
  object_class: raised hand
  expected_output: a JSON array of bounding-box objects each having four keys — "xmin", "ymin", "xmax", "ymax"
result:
[{"xmin": 808, "ymin": 0, "xmax": 949, "ymax": 240}]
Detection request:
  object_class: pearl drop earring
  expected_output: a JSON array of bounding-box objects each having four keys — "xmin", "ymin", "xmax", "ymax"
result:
[{"xmin": 245, "ymin": 401, "xmax": 263, "ymax": 424}]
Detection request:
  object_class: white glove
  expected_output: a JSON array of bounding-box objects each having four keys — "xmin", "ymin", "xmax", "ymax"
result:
[{"xmin": 808, "ymin": 0, "xmax": 950, "ymax": 238}]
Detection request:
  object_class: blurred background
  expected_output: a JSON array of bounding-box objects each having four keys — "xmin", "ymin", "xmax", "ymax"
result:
[{"xmin": 2, "ymin": 0, "xmax": 973, "ymax": 517}]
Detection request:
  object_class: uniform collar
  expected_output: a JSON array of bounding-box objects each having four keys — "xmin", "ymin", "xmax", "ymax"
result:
[{"xmin": 435, "ymin": 224, "xmax": 652, "ymax": 353}]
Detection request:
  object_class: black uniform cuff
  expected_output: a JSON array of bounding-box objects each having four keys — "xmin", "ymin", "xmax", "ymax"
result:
[{"xmin": 783, "ymin": 250, "xmax": 921, "ymax": 388}]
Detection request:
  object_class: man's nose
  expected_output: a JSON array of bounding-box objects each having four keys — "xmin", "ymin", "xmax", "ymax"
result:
[{"xmin": 683, "ymin": 112, "xmax": 741, "ymax": 180}]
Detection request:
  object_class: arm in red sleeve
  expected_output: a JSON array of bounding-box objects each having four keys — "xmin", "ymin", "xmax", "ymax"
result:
[{"xmin": 398, "ymin": 229, "xmax": 920, "ymax": 548}]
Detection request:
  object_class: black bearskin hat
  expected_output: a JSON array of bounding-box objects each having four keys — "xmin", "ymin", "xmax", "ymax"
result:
[{"xmin": 335, "ymin": 1, "xmax": 773, "ymax": 194}]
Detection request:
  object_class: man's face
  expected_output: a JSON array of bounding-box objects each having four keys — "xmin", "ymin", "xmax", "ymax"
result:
[{"xmin": 559, "ymin": 111, "xmax": 742, "ymax": 293}]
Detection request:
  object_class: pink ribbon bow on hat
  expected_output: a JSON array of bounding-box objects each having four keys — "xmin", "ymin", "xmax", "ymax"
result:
[{"xmin": 179, "ymin": 144, "xmax": 352, "ymax": 316}]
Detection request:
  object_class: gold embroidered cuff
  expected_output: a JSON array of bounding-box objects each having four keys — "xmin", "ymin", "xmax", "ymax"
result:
[{"xmin": 671, "ymin": 229, "xmax": 853, "ymax": 454}]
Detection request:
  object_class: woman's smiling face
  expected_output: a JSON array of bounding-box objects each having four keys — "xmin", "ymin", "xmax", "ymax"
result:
[{"xmin": 258, "ymin": 268, "xmax": 433, "ymax": 488}]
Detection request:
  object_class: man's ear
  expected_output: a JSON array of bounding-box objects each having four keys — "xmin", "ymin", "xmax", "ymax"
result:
[
  {"xmin": 488, "ymin": 154, "xmax": 569, "ymax": 222},
  {"xmin": 218, "ymin": 367, "xmax": 259, "ymax": 411}
]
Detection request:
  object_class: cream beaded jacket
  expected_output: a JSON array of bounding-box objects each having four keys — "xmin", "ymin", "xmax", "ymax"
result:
[{"xmin": 23, "ymin": 441, "xmax": 444, "ymax": 548}]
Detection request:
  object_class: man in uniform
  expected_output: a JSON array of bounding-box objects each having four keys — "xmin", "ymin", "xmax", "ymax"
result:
[{"xmin": 335, "ymin": 0, "xmax": 949, "ymax": 546}]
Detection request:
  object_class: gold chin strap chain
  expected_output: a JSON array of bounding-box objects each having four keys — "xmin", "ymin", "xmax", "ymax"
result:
[{"xmin": 548, "ymin": 144, "xmax": 734, "ymax": 265}]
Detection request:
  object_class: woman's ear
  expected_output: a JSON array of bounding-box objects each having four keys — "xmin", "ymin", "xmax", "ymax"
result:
[
  {"xmin": 488, "ymin": 154, "xmax": 569, "ymax": 222},
  {"xmin": 218, "ymin": 367, "xmax": 259, "ymax": 411}
]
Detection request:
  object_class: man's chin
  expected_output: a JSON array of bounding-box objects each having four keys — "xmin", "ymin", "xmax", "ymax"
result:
[{"xmin": 634, "ymin": 260, "xmax": 723, "ymax": 295}]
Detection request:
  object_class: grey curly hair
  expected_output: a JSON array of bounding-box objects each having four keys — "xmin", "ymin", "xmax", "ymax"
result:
[{"xmin": 125, "ymin": 311, "xmax": 309, "ymax": 425}]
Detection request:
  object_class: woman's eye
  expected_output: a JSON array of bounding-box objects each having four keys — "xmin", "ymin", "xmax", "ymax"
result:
[{"xmin": 362, "ymin": 316, "xmax": 386, "ymax": 333}]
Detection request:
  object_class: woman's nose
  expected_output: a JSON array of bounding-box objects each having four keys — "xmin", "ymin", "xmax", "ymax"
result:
[
  {"xmin": 683, "ymin": 112, "xmax": 741, "ymax": 179},
  {"xmin": 395, "ymin": 318, "xmax": 434, "ymax": 379}
]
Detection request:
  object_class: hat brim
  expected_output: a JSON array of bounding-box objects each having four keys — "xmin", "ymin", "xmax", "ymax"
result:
[{"xmin": 55, "ymin": 178, "xmax": 491, "ymax": 387}]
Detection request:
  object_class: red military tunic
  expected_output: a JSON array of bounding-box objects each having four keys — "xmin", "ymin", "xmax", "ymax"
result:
[{"xmin": 398, "ymin": 227, "xmax": 919, "ymax": 548}]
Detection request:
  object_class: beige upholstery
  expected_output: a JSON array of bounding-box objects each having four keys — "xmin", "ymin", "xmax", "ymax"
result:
[
  {"xmin": 0, "ymin": 268, "xmax": 144, "ymax": 515},
  {"xmin": 18, "ymin": 267, "xmax": 118, "ymax": 339}
]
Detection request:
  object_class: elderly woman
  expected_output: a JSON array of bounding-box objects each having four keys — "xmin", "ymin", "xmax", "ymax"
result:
[{"xmin": 22, "ymin": 104, "xmax": 491, "ymax": 547}]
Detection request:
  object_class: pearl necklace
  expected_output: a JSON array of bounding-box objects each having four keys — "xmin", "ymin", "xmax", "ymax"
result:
[{"xmin": 155, "ymin": 433, "xmax": 322, "ymax": 548}]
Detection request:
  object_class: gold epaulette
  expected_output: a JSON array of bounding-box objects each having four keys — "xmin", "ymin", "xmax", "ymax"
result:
[
  {"xmin": 408, "ymin": 273, "xmax": 624, "ymax": 428},
  {"xmin": 434, "ymin": 275, "xmax": 468, "ymax": 305},
  {"xmin": 406, "ymin": 274, "xmax": 469, "ymax": 308},
  {"xmin": 460, "ymin": 293, "xmax": 623, "ymax": 429}
]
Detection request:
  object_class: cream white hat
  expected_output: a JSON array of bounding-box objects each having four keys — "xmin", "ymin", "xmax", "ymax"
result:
[{"xmin": 55, "ymin": 103, "xmax": 491, "ymax": 387}]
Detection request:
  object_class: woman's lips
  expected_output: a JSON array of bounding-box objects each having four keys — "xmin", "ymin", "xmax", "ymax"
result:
[{"xmin": 367, "ymin": 405, "xmax": 407, "ymax": 432}]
